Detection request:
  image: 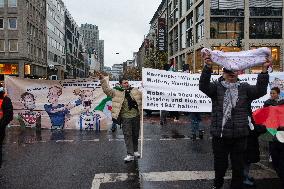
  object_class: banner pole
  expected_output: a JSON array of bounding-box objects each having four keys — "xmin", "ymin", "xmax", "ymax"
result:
[{"xmin": 140, "ymin": 85, "xmax": 144, "ymax": 159}]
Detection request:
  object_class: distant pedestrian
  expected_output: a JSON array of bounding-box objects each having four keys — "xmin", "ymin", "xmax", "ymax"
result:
[
  {"xmin": 189, "ymin": 112, "xmax": 204, "ymax": 140},
  {"xmin": 0, "ymin": 84, "xmax": 13, "ymax": 168}
]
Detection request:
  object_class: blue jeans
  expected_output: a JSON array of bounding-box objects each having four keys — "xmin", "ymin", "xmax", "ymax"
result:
[{"xmin": 190, "ymin": 113, "xmax": 203, "ymax": 135}]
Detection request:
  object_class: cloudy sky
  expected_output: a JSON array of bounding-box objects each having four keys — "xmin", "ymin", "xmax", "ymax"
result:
[{"xmin": 65, "ymin": 0, "xmax": 161, "ymax": 67}]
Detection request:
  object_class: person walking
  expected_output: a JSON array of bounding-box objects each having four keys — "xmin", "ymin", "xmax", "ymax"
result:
[
  {"xmin": 199, "ymin": 51, "xmax": 270, "ymax": 189},
  {"xmin": 0, "ymin": 84, "xmax": 13, "ymax": 168},
  {"xmin": 99, "ymin": 74, "xmax": 142, "ymax": 162}
]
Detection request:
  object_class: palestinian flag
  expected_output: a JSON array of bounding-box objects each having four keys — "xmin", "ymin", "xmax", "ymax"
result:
[{"xmin": 253, "ymin": 104, "xmax": 284, "ymax": 135}]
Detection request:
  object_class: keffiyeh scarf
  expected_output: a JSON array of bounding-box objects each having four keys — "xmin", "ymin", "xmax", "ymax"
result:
[{"xmin": 221, "ymin": 81, "xmax": 240, "ymax": 128}]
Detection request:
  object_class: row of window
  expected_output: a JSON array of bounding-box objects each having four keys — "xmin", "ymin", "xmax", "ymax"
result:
[
  {"xmin": 26, "ymin": 1, "xmax": 46, "ymax": 26},
  {"xmin": 47, "ymin": 20, "xmax": 64, "ymax": 40},
  {"xmin": 27, "ymin": 43, "xmax": 45, "ymax": 60},
  {"xmin": 47, "ymin": 3, "xmax": 64, "ymax": 28},
  {"xmin": 51, "ymin": 0, "xmax": 65, "ymax": 16},
  {"xmin": 47, "ymin": 35, "xmax": 65, "ymax": 53},
  {"xmin": 0, "ymin": 18, "xmax": 17, "ymax": 29},
  {"xmin": 48, "ymin": 51, "xmax": 65, "ymax": 65},
  {"xmin": 0, "ymin": 39, "xmax": 18, "ymax": 52},
  {"xmin": 27, "ymin": 22, "xmax": 45, "ymax": 42},
  {"xmin": 0, "ymin": 0, "xmax": 17, "ymax": 7}
]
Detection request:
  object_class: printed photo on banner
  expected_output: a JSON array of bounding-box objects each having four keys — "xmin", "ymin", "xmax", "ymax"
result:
[{"xmin": 5, "ymin": 76, "xmax": 141, "ymax": 130}]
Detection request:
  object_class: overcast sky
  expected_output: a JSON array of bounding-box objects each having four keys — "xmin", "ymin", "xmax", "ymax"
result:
[{"xmin": 64, "ymin": 0, "xmax": 161, "ymax": 68}]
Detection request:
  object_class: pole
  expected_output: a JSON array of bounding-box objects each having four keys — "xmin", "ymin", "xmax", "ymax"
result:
[{"xmin": 140, "ymin": 84, "xmax": 144, "ymax": 158}]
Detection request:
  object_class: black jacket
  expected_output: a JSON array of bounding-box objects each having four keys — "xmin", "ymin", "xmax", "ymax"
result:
[
  {"xmin": 199, "ymin": 65, "xmax": 269, "ymax": 138},
  {"xmin": 0, "ymin": 96, "xmax": 13, "ymax": 129},
  {"xmin": 263, "ymin": 98, "xmax": 284, "ymax": 107}
]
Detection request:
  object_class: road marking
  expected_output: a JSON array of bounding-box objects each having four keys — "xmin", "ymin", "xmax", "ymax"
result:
[
  {"xmin": 82, "ymin": 139, "xmax": 100, "ymax": 142},
  {"xmin": 55, "ymin": 140, "xmax": 74, "ymax": 143},
  {"xmin": 91, "ymin": 170, "xmax": 277, "ymax": 189}
]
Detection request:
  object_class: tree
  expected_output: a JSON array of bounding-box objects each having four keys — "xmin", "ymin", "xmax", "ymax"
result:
[
  {"xmin": 144, "ymin": 49, "xmax": 168, "ymax": 70},
  {"xmin": 123, "ymin": 67, "xmax": 141, "ymax": 81}
]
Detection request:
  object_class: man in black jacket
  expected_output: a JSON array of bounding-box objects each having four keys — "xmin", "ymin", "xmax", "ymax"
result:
[
  {"xmin": 200, "ymin": 51, "xmax": 270, "ymax": 189},
  {"xmin": 0, "ymin": 84, "xmax": 13, "ymax": 168}
]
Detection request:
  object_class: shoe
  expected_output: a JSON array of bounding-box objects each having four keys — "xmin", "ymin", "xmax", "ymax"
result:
[
  {"xmin": 124, "ymin": 155, "xmax": 134, "ymax": 162},
  {"xmin": 269, "ymin": 155, "xmax": 272, "ymax": 162},
  {"xmin": 243, "ymin": 177, "xmax": 255, "ymax": 187},
  {"xmin": 173, "ymin": 118, "xmax": 179, "ymax": 122},
  {"xmin": 134, "ymin": 152, "xmax": 141, "ymax": 158},
  {"xmin": 111, "ymin": 127, "xmax": 116, "ymax": 132},
  {"xmin": 199, "ymin": 130, "xmax": 204, "ymax": 139},
  {"xmin": 191, "ymin": 134, "xmax": 196, "ymax": 141},
  {"xmin": 211, "ymin": 186, "xmax": 220, "ymax": 189}
]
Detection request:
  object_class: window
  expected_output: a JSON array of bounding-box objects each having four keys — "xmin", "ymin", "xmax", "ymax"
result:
[
  {"xmin": 8, "ymin": 0, "xmax": 17, "ymax": 7},
  {"xmin": 250, "ymin": 18, "xmax": 282, "ymax": 39},
  {"xmin": 0, "ymin": 18, "xmax": 3, "ymax": 29},
  {"xmin": 8, "ymin": 18, "xmax": 17, "ymax": 29},
  {"xmin": 210, "ymin": 17, "xmax": 244, "ymax": 39},
  {"xmin": 9, "ymin": 40, "xmax": 18, "ymax": 52},
  {"xmin": 0, "ymin": 0, "xmax": 4, "ymax": 7},
  {"xmin": 196, "ymin": 21, "xmax": 204, "ymax": 43},
  {"xmin": 0, "ymin": 40, "xmax": 4, "ymax": 52}
]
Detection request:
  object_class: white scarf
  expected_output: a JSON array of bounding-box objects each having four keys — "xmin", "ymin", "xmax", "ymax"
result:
[{"xmin": 201, "ymin": 47, "xmax": 271, "ymax": 71}]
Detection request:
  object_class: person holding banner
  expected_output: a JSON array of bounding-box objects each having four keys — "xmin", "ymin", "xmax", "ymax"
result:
[
  {"xmin": 0, "ymin": 84, "xmax": 13, "ymax": 168},
  {"xmin": 263, "ymin": 87, "xmax": 284, "ymax": 188},
  {"xmin": 200, "ymin": 50, "xmax": 270, "ymax": 189},
  {"xmin": 99, "ymin": 74, "xmax": 142, "ymax": 162}
]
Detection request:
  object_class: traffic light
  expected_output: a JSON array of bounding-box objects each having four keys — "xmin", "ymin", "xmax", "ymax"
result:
[{"xmin": 236, "ymin": 37, "xmax": 242, "ymax": 48}]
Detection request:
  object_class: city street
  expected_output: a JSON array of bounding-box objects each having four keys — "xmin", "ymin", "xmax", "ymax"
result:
[{"xmin": 0, "ymin": 113, "xmax": 281, "ymax": 189}]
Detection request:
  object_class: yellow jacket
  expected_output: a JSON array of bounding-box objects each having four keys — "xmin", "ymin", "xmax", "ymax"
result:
[{"xmin": 100, "ymin": 78, "xmax": 142, "ymax": 119}]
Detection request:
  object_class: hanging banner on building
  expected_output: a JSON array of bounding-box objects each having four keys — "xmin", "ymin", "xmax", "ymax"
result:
[
  {"xmin": 142, "ymin": 68, "xmax": 284, "ymax": 112},
  {"xmin": 5, "ymin": 76, "xmax": 141, "ymax": 130},
  {"xmin": 157, "ymin": 18, "xmax": 166, "ymax": 51}
]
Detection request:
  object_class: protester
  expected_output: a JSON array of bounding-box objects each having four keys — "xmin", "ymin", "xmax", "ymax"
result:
[
  {"xmin": 264, "ymin": 87, "xmax": 284, "ymax": 188},
  {"xmin": 189, "ymin": 112, "xmax": 204, "ymax": 140},
  {"xmin": 0, "ymin": 84, "xmax": 13, "ymax": 168},
  {"xmin": 199, "ymin": 50, "xmax": 270, "ymax": 189},
  {"xmin": 99, "ymin": 74, "xmax": 142, "ymax": 162},
  {"xmin": 243, "ymin": 103, "xmax": 266, "ymax": 187}
]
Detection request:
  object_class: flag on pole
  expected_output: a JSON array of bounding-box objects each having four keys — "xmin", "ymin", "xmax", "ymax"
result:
[{"xmin": 253, "ymin": 104, "xmax": 284, "ymax": 135}]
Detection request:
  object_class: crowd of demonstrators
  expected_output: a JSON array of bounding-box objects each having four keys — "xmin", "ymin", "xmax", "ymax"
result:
[
  {"xmin": 200, "ymin": 50, "xmax": 270, "ymax": 189},
  {"xmin": 99, "ymin": 74, "xmax": 142, "ymax": 163},
  {"xmin": 0, "ymin": 84, "xmax": 13, "ymax": 168},
  {"xmin": 264, "ymin": 87, "xmax": 284, "ymax": 188}
]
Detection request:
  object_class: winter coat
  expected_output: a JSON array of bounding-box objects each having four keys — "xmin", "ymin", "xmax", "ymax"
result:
[
  {"xmin": 0, "ymin": 96, "xmax": 13, "ymax": 143},
  {"xmin": 199, "ymin": 65, "xmax": 269, "ymax": 138},
  {"xmin": 100, "ymin": 78, "xmax": 142, "ymax": 120},
  {"xmin": 263, "ymin": 98, "xmax": 284, "ymax": 107}
]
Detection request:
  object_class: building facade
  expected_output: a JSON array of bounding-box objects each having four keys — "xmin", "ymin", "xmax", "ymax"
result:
[
  {"xmin": 168, "ymin": 0, "xmax": 284, "ymax": 73},
  {"xmin": 0, "ymin": 0, "xmax": 47, "ymax": 79},
  {"xmin": 98, "ymin": 39, "xmax": 104, "ymax": 70},
  {"xmin": 65, "ymin": 10, "xmax": 86, "ymax": 78},
  {"xmin": 46, "ymin": 0, "xmax": 65, "ymax": 80}
]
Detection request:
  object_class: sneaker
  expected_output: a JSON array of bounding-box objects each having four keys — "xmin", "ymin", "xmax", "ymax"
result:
[
  {"xmin": 269, "ymin": 155, "xmax": 272, "ymax": 162},
  {"xmin": 134, "ymin": 152, "xmax": 141, "ymax": 158},
  {"xmin": 243, "ymin": 177, "xmax": 255, "ymax": 187},
  {"xmin": 124, "ymin": 155, "xmax": 134, "ymax": 162},
  {"xmin": 173, "ymin": 118, "xmax": 179, "ymax": 122},
  {"xmin": 211, "ymin": 186, "xmax": 220, "ymax": 189}
]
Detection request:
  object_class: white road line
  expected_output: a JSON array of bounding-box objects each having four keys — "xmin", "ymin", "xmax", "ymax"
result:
[
  {"xmin": 82, "ymin": 139, "xmax": 100, "ymax": 142},
  {"xmin": 91, "ymin": 170, "xmax": 277, "ymax": 189},
  {"xmin": 55, "ymin": 140, "xmax": 74, "ymax": 143}
]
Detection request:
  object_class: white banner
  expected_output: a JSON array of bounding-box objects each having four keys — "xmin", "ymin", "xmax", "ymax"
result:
[{"xmin": 142, "ymin": 68, "xmax": 284, "ymax": 112}]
